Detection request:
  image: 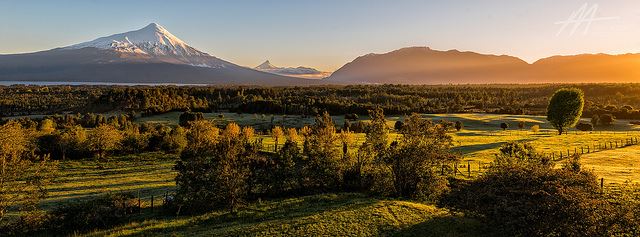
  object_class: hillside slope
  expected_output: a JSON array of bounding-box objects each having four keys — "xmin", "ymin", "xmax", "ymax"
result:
[{"xmin": 86, "ymin": 193, "xmax": 483, "ymax": 237}]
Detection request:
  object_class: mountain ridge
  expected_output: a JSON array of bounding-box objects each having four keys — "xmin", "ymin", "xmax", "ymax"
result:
[{"xmin": 328, "ymin": 46, "xmax": 640, "ymax": 84}]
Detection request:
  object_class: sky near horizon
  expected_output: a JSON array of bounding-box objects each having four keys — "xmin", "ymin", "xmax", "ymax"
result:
[{"xmin": 1, "ymin": 0, "xmax": 640, "ymax": 71}]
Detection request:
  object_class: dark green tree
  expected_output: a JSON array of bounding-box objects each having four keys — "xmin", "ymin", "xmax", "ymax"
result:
[{"xmin": 547, "ymin": 88, "xmax": 585, "ymax": 135}]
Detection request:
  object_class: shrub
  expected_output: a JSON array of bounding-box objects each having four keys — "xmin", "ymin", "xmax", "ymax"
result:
[
  {"xmin": 376, "ymin": 113, "xmax": 458, "ymax": 201},
  {"xmin": 161, "ymin": 126, "xmax": 188, "ymax": 154},
  {"xmin": 47, "ymin": 193, "xmax": 138, "ymax": 233},
  {"xmin": 531, "ymin": 125, "xmax": 540, "ymax": 133},
  {"xmin": 443, "ymin": 143, "xmax": 621, "ymax": 236},
  {"xmin": 302, "ymin": 112, "xmax": 343, "ymax": 191},
  {"xmin": 0, "ymin": 122, "xmax": 57, "ymax": 222},
  {"xmin": 87, "ymin": 124, "xmax": 124, "ymax": 159},
  {"xmin": 575, "ymin": 122, "xmax": 593, "ymax": 131},
  {"xmin": 517, "ymin": 121, "xmax": 525, "ymax": 130},
  {"xmin": 394, "ymin": 120, "xmax": 404, "ymax": 131},
  {"xmin": 0, "ymin": 210, "xmax": 50, "ymax": 236},
  {"xmin": 600, "ymin": 114, "xmax": 615, "ymax": 126},
  {"xmin": 500, "ymin": 122, "xmax": 509, "ymax": 130},
  {"xmin": 178, "ymin": 111, "xmax": 204, "ymax": 127},
  {"xmin": 175, "ymin": 122, "xmax": 260, "ymax": 212},
  {"xmin": 454, "ymin": 121, "xmax": 463, "ymax": 131}
]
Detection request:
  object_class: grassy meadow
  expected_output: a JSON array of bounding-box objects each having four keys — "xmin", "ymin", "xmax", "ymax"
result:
[
  {"xmin": 85, "ymin": 193, "xmax": 483, "ymax": 237},
  {"xmin": 23, "ymin": 112, "xmax": 637, "ymax": 235},
  {"xmin": 137, "ymin": 112, "xmax": 640, "ymax": 183}
]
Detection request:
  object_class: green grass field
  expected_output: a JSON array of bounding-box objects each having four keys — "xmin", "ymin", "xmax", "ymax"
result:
[
  {"xmin": 84, "ymin": 193, "xmax": 483, "ymax": 237},
  {"xmin": 23, "ymin": 112, "xmax": 637, "ymax": 235},
  {"xmin": 581, "ymin": 145, "xmax": 640, "ymax": 185},
  {"xmin": 41, "ymin": 153, "xmax": 176, "ymax": 211}
]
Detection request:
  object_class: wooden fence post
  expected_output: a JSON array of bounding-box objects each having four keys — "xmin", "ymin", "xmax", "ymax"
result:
[
  {"xmin": 467, "ymin": 160, "xmax": 471, "ymax": 177},
  {"xmin": 151, "ymin": 195, "xmax": 154, "ymax": 212},
  {"xmin": 600, "ymin": 178, "xmax": 604, "ymax": 194},
  {"xmin": 453, "ymin": 163, "xmax": 457, "ymax": 177}
]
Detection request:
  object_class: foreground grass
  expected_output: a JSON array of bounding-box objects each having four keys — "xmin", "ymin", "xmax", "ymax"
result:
[
  {"xmin": 581, "ymin": 145, "xmax": 640, "ymax": 185},
  {"xmin": 41, "ymin": 153, "xmax": 177, "ymax": 210},
  {"xmin": 85, "ymin": 193, "xmax": 483, "ymax": 237}
]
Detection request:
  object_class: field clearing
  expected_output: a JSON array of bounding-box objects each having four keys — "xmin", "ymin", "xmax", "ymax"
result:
[
  {"xmin": 6, "ymin": 112, "xmax": 634, "ymax": 235},
  {"xmin": 581, "ymin": 145, "xmax": 640, "ymax": 185},
  {"xmin": 85, "ymin": 193, "xmax": 482, "ymax": 237},
  {"xmin": 40, "ymin": 153, "xmax": 176, "ymax": 210},
  {"xmin": 137, "ymin": 112, "xmax": 640, "ymax": 184},
  {"xmin": 22, "ymin": 113, "xmax": 637, "ymax": 217}
]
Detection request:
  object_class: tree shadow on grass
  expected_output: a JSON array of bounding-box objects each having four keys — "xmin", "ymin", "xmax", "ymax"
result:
[
  {"xmin": 88, "ymin": 193, "xmax": 378, "ymax": 236},
  {"xmin": 453, "ymin": 138, "xmax": 536, "ymax": 155},
  {"xmin": 390, "ymin": 215, "xmax": 489, "ymax": 237}
]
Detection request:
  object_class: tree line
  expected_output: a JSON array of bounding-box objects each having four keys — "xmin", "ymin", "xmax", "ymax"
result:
[{"xmin": 3, "ymin": 84, "xmax": 640, "ymax": 119}]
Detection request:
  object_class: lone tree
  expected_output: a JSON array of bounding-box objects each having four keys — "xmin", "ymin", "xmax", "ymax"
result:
[
  {"xmin": 271, "ymin": 126, "xmax": 284, "ymax": 152},
  {"xmin": 455, "ymin": 121, "xmax": 463, "ymax": 131},
  {"xmin": 547, "ymin": 88, "xmax": 584, "ymax": 135},
  {"xmin": 500, "ymin": 122, "xmax": 509, "ymax": 131},
  {"xmin": 599, "ymin": 114, "xmax": 615, "ymax": 126},
  {"xmin": 88, "ymin": 124, "xmax": 124, "ymax": 160}
]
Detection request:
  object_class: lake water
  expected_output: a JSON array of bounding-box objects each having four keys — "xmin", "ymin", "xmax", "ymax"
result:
[{"xmin": 0, "ymin": 81, "xmax": 207, "ymax": 86}]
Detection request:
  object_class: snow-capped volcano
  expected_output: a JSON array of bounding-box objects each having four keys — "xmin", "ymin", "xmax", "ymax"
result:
[
  {"xmin": 254, "ymin": 60, "xmax": 330, "ymax": 79},
  {"xmin": 66, "ymin": 23, "xmax": 208, "ymax": 57},
  {"xmin": 0, "ymin": 23, "xmax": 317, "ymax": 85}
]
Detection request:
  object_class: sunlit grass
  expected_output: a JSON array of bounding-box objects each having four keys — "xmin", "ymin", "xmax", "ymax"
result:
[
  {"xmin": 41, "ymin": 152, "xmax": 177, "ymax": 210},
  {"xmin": 84, "ymin": 193, "xmax": 482, "ymax": 237},
  {"xmin": 580, "ymin": 145, "xmax": 640, "ymax": 185}
]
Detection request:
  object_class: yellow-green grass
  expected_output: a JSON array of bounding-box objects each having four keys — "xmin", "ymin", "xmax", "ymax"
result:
[
  {"xmin": 580, "ymin": 145, "xmax": 640, "ymax": 185},
  {"xmin": 85, "ymin": 193, "xmax": 483, "ymax": 237},
  {"xmin": 41, "ymin": 152, "xmax": 177, "ymax": 210},
  {"xmin": 136, "ymin": 112, "xmax": 640, "ymax": 186},
  {"xmin": 452, "ymin": 130, "xmax": 640, "ymax": 163}
]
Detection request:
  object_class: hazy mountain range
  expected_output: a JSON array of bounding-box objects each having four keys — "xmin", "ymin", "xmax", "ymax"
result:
[
  {"xmin": 328, "ymin": 47, "xmax": 640, "ymax": 84},
  {"xmin": 1, "ymin": 23, "xmax": 640, "ymax": 85},
  {"xmin": 254, "ymin": 60, "xmax": 329, "ymax": 79}
]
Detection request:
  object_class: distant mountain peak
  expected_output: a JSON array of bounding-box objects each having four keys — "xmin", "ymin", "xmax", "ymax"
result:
[
  {"xmin": 256, "ymin": 60, "xmax": 277, "ymax": 70},
  {"xmin": 64, "ymin": 23, "xmax": 208, "ymax": 57},
  {"xmin": 254, "ymin": 60, "xmax": 330, "ymax": 79}
]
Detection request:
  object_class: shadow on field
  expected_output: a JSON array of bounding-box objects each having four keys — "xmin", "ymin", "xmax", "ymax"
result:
[
  {"xmin": 97, "ymin": 193, "xmax": 377, "ymax": 236},
  {"xmin": 453, "ymin": 138, "xmax": 536, "ymax": 154},
  {"xmin": 391, "ymin": 215, "xmax": 487, "ymax": 237},
  {"xmin": 48, "ymin": 179, "xmax": 170, "ymax": 193},
  {"xmin": 453, "ymin": 142, "xmax": 508, "ymax": 154}
]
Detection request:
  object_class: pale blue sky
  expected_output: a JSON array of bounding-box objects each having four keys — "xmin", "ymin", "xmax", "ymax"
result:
[{"xmin": 2, "ymin": 0, "xmax": 640, "ymax": 71}]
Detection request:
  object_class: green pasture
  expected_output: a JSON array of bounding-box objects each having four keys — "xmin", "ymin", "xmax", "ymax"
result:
[{"xmin": 84, "ymin": 193, "xmax": 482, "ymax": 237}]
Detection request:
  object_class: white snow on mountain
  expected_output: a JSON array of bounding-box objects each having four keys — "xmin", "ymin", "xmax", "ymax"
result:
[
  {"xmin": 254, "ymin": 60, "xmax": 330, "ymax": 79},
  {"xmin": 66, "ymin": 23, "xmax": 208, "ymax": 57}
]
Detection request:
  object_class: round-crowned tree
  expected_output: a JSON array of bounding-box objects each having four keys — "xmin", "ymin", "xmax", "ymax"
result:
[{"xmin": 547, "ymin": 88, "xmax": 584, "ymax": 135}]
